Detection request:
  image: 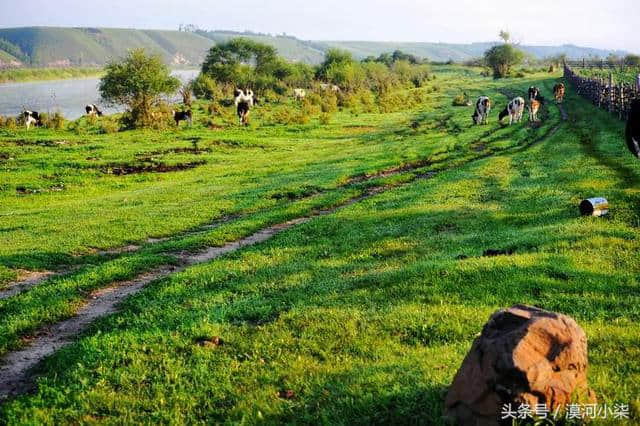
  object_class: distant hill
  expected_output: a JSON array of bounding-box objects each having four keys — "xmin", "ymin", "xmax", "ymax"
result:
[
  {"xmin": 0, "ymin": 27, "xmax": 629, "ymax": 68},
  {"xmin": 0, "ymin": 27, "xmax": 213, "ymax": 67}
]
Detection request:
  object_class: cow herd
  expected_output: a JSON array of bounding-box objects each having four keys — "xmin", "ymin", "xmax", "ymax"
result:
[
  {"xmin": 14, "ymin": 81, "xmax": 640, "ymax": 162},
  {"xmin": 472, "ymin": 85, "xmax": 556, "ymax": 127}
]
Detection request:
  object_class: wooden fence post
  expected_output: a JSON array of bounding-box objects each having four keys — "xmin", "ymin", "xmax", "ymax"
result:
[
  {"xmin": 608, "ymin": 73, "xmax": 614, "ymax": 113},
  {"xmin": 620, "ymin": 85, "xmax": 624, "ymax": 119}
]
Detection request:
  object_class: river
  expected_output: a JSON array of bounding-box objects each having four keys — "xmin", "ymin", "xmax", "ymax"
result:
[{"xmin": 0, "ymin": 70, "xmax": 199, "ymax": 120}]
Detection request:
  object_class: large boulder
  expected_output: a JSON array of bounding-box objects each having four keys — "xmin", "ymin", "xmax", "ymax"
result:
[{"xmin": 445, "ymin": 305, "xmax": 595, "ymax": 425}]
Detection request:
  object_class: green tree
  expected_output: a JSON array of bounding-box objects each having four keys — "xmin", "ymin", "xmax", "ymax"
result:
[
  {"xmin": 316, "ymin": 49, "xmax": 355, "ymax": 81},
  {"xmin": 484, "ymin": 44, "xmax": 524, "ymax": 78},
  {"xmin": 625, "ymin": 54, "xmax": 640, "ymax": 66},
  {"xmin": 201, "ymin": 38, "xmax": 277, "ymax": 88},
  {"xmin": 99, "ymin": 49, "xmax": 180, "ymax": 128}
]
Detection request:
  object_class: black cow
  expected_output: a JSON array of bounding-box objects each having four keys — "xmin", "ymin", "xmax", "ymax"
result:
[
  {"xmin": 85, "ymin": 104, "xmax": 103, "ymax": 116},
  {"xmin": 626, "ymin": 99, "xmax": 640, "ymax": 158},
  {"xmin": 173, "ymin": 110, "xmax": 193, "ymax": 126}
]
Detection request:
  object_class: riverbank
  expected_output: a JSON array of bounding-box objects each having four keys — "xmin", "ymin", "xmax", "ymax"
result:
[{"xmin": 0, "ymin": 68, "xmax": 103, "ymax": 84}]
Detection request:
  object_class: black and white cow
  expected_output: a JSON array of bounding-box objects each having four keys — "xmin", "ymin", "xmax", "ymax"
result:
[
  {"xmin": 22, "ymin": 110, "xmax": 42, "ymax": 130},
  {"xmin": 85, "ymin": 104, "xmax": 103, "ymax": 117},
  {"xmin": 234, "ymin": 89, "xmax": 256, "ymax": 126},
  {"xmin": 498, "ymin": 97, "xmax": 525, "ymax": 125},
  {"xmin": 173, "ymin": 110, "xmax": 193, "ymax": 126},
  {"xmin": 626, "ymin": 99, "xmax": 640, "ymax": 159},
  {"xmin": 472, "ymin": 96, "xmax": 491, "ymax": 125}
]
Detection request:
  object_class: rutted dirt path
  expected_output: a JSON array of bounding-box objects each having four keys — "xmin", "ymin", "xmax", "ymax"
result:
[
  {"xmin": 0, "ymin": 271, "xmax": 57, "ymax": 301},
  {"xmin": 0, "ymin": 185, "xmax": 396, "ymax": 400},
  {"xmin": 0, "ymin": 103, "xmax": 569, "ymax": 401}
]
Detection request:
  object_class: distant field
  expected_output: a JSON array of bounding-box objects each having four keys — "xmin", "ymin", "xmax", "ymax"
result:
[
  {"xmin": 0, "ymin": 67, "xmax": 103, "ymax": 84},
  {"xmin": 577, "ymin": 66, "xmax": 640, "ymax": 85},
  {"xmin": 0, "ymin": 67, "xmax": 638, "ymax": 422}
]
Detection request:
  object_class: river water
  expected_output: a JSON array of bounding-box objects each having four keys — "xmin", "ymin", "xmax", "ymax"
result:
[{"xmin": 0, "ymin": 70, "xmax": 199, "ymax": 120}]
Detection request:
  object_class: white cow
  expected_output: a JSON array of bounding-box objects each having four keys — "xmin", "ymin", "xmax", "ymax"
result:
[
  {"xmin": 472, "ymin": 96, "xmax": 491, "ymax": 125},
  {"xmin": 498, "ymin": 97, "xmax": 525, "ymax": 125}
]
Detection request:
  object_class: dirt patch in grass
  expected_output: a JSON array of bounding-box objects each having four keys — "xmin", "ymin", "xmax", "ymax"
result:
[
  {"xmin": 482, "ymin": 248, "xmax": 516, "ymax": 257},
  {"xmin": 9, "ymin": 140, "xmax": 71, "ymax": 148},
  {"xmin": 100, "ymin": 160, "xmax": 206, "ymax": 176}
]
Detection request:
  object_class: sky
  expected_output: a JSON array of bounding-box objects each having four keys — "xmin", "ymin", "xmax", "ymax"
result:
[{"xmin": 1, "ymin": 0, "xmax": 638, "ymax": 52}]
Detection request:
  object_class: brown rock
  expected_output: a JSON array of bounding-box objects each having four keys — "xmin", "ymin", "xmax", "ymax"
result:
[{"xmin": 445, "ymin": 305, "xmax": 595, "ymax": 425}]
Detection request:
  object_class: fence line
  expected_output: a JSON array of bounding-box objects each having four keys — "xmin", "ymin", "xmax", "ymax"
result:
[{"xmin": 564, "ymin": 64, "xmax": 640, "ymax": 121}]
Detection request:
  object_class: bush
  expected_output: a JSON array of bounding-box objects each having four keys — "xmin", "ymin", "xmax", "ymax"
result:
[
  {"xmin": 268, "ymin": 108, "xmax": 309, "ymax": 125},
  {"xmin": 190, "ymin": 74, "xmax": 221, "ymax": 100},
  {"xmin": 99, "ymin": 119, "xmax": 119, "ymax": 134},
  {"xmin": 46, "ymin": 111, "xmax": 66, "ymax": 130},
  {"xmin": 452, "ymin": 93, "xmax": 469, "ymax": 106},
  {"xmin": 484, "ymin": 44, "xmax": 524, "ymax": 78},
  {"xmin": 319, "ymin": 113, "xmax": 332, "ymax": 125},
  {"xmin": 320, "ymin": 94, "xmax": 338, "ymax": 114},
  {"xmin": 99, "ymin": 49, "xmax": 180, "ymax": 129},
  {"xmin": 0, "ymin": 116, "xmax": 17, "ymax": 130}
]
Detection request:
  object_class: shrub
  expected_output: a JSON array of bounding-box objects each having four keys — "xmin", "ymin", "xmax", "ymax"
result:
[
  {"xmin": 99, "ymin": 119, "xmax": 119, "ymax": 134},
  {"xmin": 319, "ymin": 113, "xmax": 332, "ymax": 125},
  {"xmin": 47, "ymin": 111, "xmax": 66, "ymax": 130},
  {"xmin": 99, "ymin": 49, "xmax": 180, "ymax": 128},
  {"xmin": 452, "ymin": 93, "xmax": 469, "ymax": 106},
  {"xmin": 484, "ymin": 44, "xmax": 524, "ymax": 78},
  {"xmin": 190, "ymin": 74, "xmax": 221, "ymax": 100},
  {"xmin": 320, "ymin": 94, "xmax": 338, "ymax": 114}
]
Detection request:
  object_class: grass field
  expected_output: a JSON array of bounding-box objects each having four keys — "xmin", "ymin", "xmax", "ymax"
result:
[
  {"xmin": 577, "ymin": 65, "xmax": 640, "ymax": 85},
  {"xmin": 0, "ymin": 67, "xmax": 103, "ymax": 84},
  {"xmin": 0, "ymin": 66, "xmax": 638, "ymax": 423}
]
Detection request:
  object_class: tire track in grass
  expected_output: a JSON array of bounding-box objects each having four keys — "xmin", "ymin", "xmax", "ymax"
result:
[
  {"xmin": 0, "ymin": 104, "xmax": 568, "ymax": 401},
  {"xmin": 0, "ymin": 183, "xmax": 405, "ymax": 400},
  {"xmin": 0, "ymin": 108, "xmax": 564, "ymax": 302}
]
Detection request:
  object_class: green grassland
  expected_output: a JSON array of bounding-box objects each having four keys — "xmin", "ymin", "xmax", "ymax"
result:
[
  {"xmin": 0, "ymin": 67, "xmax": 638, "ymax": 423},
  {"xmin": 0, "ymin": 67, "xmax": 103, "ymax": 84},
  {"xmin": 577, "ymin": 65, "xmax": 640, "ymax": 85}
]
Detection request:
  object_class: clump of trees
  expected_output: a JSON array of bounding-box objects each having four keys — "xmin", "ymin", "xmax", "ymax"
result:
[
  {"xmin": 484, "ymin": 31, "xmax": 525, "ymax": 78},
  {"xmin": 99, "ymin": 49, "xmax": 180, "ymax": 128},
  {"xmin": 200, "ymin": 38, "xmax": 314, "ymax": 94}
]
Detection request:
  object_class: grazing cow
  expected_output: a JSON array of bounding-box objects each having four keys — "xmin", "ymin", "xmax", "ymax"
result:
[
  {"xmin": 528, "ymin": 86, "xmax": 541, "ymax": 102},
  {"xmin": 22, "ymin": 110, "xmax": 42, "ymax": 130},
  {"xmin": 234, "ymin": 89, "xmax": 255, "ymax": 126},
  {"xmin": 173, "ymin": 110, "xmax": 193, "ymax": 126},
  {"xmin": 294, "ymin": 88, "xmax": 306, "ymax": 101},
  {"xmin": 626, "ymin": 99, "xmax": 640, "ymax": 159},
  {"xmin": 319, "ymin": 83, "xmax": 341, "ymax": 93},
  {"xmin": 553, "ymin": 83, "xmax": 565, "ymax": 103},
  {"xmin": 528, "ymin": 87, "xmax": 544, "ymax": 122},
  {"xmin": 85, "ymin": 104, "xmax": 103, "ymax": 117},
  {"xmin": 498, "ymin": 97, "xmax": 525, "ymax": 125},
  {"xmin": 472, "ymin": 96, "xmax": 491, "ymax": 125}
]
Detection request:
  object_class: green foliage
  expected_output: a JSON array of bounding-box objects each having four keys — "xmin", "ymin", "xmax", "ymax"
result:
[
  {"xmin": 452, "ymin": 93, "xmax": 470, "ymax": 106},
  {"xmin": 99, "ymin": 49, "xmax": 180, "ymax": 128},
  {"xmin": 625, "ymin": 54, "xmax": 640, "ymax": 67},
  {"xmin": 0, "ymin": 116, "xmax": 17, "ymax": 131},
  {"xmin": 201, "ymin": 38, "xmax": 278, "ymax": 88},
  {"xmin": 189, "ymin": 74, "xmax": 221, "ymax": 100},
  {"xmin": 484, "ymin": 44, "xmax": 525, "ymax": 78}
]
